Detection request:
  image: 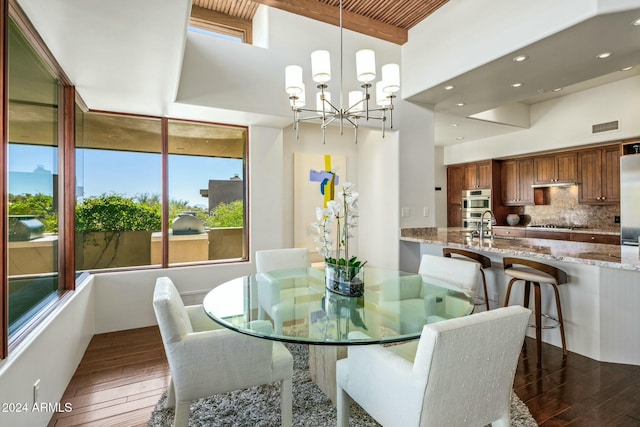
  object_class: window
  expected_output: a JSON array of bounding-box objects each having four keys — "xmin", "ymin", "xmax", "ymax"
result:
[
  {"xmin": 75, "ymin": 112, "xmax": 162, "ymax": 270},
  {"xmin": 73, "ymin": 114, "xmax": 248, "ymax": 271},
  {"xmin": 167, "ymin": 120, "xmax": 247, "ymax": 265},
  {"xmin": 6, "ymin": 19, "xmax": 62, "ymax": 338},
  {"xmin": 189, "ymin": 5, "xmax": 252, "ymax": 44}
]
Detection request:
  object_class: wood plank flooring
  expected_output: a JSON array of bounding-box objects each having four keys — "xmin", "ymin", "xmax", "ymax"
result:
[{"xmin": 48, "ymin": 326, "xmax": 640, "ymax": 426}]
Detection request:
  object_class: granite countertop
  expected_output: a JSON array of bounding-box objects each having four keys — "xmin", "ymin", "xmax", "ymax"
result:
[
  {"xmin": 400, "ymin": 227, "xmax": 640, "ymax": 271},
  {"xmin": 492, "ymin": 225, "xmax": 620, "ymax": 236}
]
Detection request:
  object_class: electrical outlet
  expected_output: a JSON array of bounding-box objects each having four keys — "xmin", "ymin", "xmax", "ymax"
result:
[
  {"xmin": 401, "ymin": 207, "xmax": 410, "ymax": 218},
  {"xmin": 423, "ymin": 207, "xmax": 429, "ymax": 217},
  {"xmin": 33, "ymin": 379, "xmax": 40, "ymax": 404}
]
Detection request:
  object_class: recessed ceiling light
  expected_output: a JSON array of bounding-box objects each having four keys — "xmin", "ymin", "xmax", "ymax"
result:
[
  {"xmin": 512, "ymin": 55, "xmax": 528, "ymax": 62},
  {"xmin": 511, "ymin": 82, "xmax": 523, "ymax": 88},
  {"xmin": 552, "ymin": 87, "xmax": 563, "ymax": 92},
  {"xmin": 456, "ymin": 103, "xmax": 465, "ymax": 107},
  {"xmin": 456, "ymin": 136, "xmax": 465, "ymax": 140},
  {"xmin": 537, "ymin": 89, "xmax": 545, "ymax": 94},
  {"xmin": 596, "ymin": 52, "xmax": 613, "ymax": 59},
  {"xmin": 451, "ymin": 123, "xmax": 458, "ymax": 127},
  {"xmin": 621, "ymin": 65, "xmax": 634, "ymax": 71},
  {"xmin": 444, "ymin": 85, "xmax": 455, "ymax": 90},
  {"xmin": 633, "ymin": 18, "xmax": 640, "ymax": 26}
]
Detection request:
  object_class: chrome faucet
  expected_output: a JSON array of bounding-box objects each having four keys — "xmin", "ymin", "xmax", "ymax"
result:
[{"xmin": 479, "ymin": 210, "xmax": 496, "ymax": 244}]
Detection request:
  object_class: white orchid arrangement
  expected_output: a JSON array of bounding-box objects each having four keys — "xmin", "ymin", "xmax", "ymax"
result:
[{"xmin": 312, "ymin": 182, "xmax": 363, "ymax": 270}]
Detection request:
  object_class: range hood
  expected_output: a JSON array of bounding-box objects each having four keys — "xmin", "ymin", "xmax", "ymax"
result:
[{"xmin": 531, "ymin": 182, "xmax": 577, "ymax": 188}]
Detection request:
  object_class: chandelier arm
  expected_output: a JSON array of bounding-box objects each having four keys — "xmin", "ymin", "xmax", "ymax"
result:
[{"xmin": 343, "ymin": 116, "xmax": 359, "ymax": 129}]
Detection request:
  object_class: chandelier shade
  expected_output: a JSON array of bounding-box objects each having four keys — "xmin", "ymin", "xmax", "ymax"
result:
[
  {"xmin": 311, "ymin": 50, "xmax": 332, "ymax": 83},
  {"xmin": 355, "ymin": 49, "xmax": 376, "ymax": 83},
  {"xmin": 284, "ymin": 0, "xmax": 399, "ymax": 143}
]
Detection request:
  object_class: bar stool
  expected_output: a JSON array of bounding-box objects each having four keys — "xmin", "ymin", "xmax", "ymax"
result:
[
  {"xmin": 443, "ymin": 248, "xmax": 492, "ymax": 311},
  {"xmin": 503, "ymin": 257, "xmax": 568, "ymax": 365}
]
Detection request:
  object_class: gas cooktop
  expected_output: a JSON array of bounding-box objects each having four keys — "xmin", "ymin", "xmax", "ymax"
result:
[{"xmin": 527, "ymin": 224, "xmax": 588, "ymax": 230}]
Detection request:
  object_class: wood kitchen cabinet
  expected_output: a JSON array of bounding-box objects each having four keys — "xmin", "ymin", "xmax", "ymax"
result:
[
  {"xmin": 463, "ymin": 161, "xmax": 492, "ymax": 190},
  {"xmin": 533, "ymin": 152, "xmax": 577, "ymax": 185},
  {"xmin": 577, "ymin": 144, "xmax": 620, "ymax": 204},
  {"xmin": 492, "ymin": 226, "xmax": 526, "ymax": 238},
  {"xmin": 501, "ymin": 158, "xmax": 534, "ymax": 205},
  {"xmin": 570, "ymin": 232, "xmax": 620, "ymax": 245},
  {"xmin": 446, "ymin": 165, "xmax": 464, "ymax": 226}
]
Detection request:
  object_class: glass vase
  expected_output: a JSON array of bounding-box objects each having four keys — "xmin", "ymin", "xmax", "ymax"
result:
[{"xmin": 325, "ymin": 262, "xmax": 365, "ymax": 297}]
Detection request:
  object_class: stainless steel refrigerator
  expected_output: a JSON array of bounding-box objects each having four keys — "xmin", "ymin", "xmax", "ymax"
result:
[{"xmin": 621, "ymin": 154, "xmax": 640, "ymax": 246}]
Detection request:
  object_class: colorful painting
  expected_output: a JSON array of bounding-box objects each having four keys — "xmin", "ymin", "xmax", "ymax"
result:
[{"xmin": 293, "ymin": 153, "xmax": 346, "ymax": 257}]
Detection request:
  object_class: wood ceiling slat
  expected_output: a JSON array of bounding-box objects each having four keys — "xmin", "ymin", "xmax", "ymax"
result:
[{"xmin": 192, "ymin": 0, "xmax": 449, "ymax": 44}]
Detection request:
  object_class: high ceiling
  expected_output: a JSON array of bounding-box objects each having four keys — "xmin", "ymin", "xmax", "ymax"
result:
[
  {"xmin": 192, "ymin": 0, "xmax": 449, "ymax": 44},
  {"xmin": 193, "ymin": 1, "xmax": 640, "ymax": 147}
]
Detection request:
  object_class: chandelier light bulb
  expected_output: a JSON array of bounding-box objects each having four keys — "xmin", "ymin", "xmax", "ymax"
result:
[
  {"xmin": 356, "ymin": 49, "xmax": 376, "ymax": 83},
  {"xmin": 285, "ymin": 65, "xmax": 304, "ymax": 95},
  {"xmin": 376, "ymin": 81, "xmax": 391, "ymax": 106},
  {"xmin": 381, "ymin": 63, "xmax": 400, "ymax": 93},
  {"xmin": 311, "ymin": 50, "xmax": 331, "ymax": 83}
]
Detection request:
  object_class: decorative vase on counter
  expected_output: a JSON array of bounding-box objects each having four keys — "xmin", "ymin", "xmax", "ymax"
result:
[{"xmin": 506, "ymin": 214, "xmax": 520, "ymax": 226}]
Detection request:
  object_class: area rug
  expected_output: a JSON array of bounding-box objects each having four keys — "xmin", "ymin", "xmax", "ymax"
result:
[{"xmin": 148, "ymin": 343, "xmax": 537, "ymax": 426}]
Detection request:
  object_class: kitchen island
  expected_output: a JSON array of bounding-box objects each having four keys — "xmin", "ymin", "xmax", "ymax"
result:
[{"xmin": 400, "ymin": 227, "xmax": 640, "ymax": 366}]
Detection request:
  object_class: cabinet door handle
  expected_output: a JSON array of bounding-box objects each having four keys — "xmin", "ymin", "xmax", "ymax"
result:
[{"xmin": 591, "ymin": 237, "xmax": 595, "ymax": 240}]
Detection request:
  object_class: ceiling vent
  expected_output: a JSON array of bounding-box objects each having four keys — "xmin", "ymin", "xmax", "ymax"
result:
[{"xmin": 592, "ymin": 120, "xmax": 619, "ymax": 134}]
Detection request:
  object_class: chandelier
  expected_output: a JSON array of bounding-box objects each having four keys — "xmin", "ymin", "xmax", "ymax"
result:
[{"xmin": 284, "ymin": 0, "xmax": 400, "ymax": 144}]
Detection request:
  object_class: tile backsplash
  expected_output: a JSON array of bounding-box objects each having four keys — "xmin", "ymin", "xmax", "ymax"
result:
[{"xmin": 517, "ymin": 186, "xmax": 620, "ymax": 231}]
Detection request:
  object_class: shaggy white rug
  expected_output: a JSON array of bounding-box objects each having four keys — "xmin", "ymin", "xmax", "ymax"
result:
[{"xmin": 148, "ymin": 343, "xmax": 537, "ymax": 426}]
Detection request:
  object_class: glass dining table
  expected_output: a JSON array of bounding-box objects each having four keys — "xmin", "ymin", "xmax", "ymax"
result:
[{"xmin": 202, "ymin": 266, "xmax": 474, "ymax": 402}]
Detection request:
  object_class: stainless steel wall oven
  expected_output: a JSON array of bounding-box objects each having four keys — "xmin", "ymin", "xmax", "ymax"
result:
[{"xmin": 461, "ymin": 189, "xmax": 492, "ymax": 230}]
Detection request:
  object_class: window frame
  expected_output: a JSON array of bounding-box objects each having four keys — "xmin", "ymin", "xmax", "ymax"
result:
[
  {"xmin": 189, "ymin": 5, "xmax": 252, "ymax": 44},
  {"xmin": 1, "ymin": 2, "xmax": 251, "ymax": 358}
]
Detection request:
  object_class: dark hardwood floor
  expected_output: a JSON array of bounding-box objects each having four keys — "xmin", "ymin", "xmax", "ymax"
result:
[{"xmin": 48, "ymin": 326, "xmax": 640, "ymax": 426}]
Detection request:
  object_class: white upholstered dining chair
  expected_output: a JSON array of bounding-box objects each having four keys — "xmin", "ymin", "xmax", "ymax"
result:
[
  {"xmin": 418, "ymin": 253, "xmax": 481, "ymax": 301},
  {"xmin": 255, "ymin": 248, "xmax": 311, "ymax": 333},
  {"xmin": 378, "ymin": 254, "xmax": 481, "ymax": 332},
  {"xmin": 336, "ymin": 305, "xmax": 532, "ymax": 427},
  {"xmin": 153, "ymin": 277, "xmax": 293, "ymax": 427}
]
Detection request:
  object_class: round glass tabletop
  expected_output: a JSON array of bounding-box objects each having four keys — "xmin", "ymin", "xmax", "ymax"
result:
[{"xmin": 202, "ymin": 266, "xmax": 474, "ymax": 345}]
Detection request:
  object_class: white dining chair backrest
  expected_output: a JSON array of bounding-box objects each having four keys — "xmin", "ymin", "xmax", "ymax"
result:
[
  {"xmin": 418, "ymin": 253, "xmax": 480, "ymax": 299},
  {"xmin": 256, "ymin": 248, "xmax": 309, "ymax": 273}
]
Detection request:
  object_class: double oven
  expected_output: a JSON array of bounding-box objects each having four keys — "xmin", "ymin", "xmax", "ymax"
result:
[{"xmin": 461, "ymin": 189, "xmax": 492, "ymax": 230}]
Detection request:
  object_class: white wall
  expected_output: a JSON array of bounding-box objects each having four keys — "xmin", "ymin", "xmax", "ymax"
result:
[{"xmin": 0, "ymin": 279, "xmax": 95, "ymax": 427}]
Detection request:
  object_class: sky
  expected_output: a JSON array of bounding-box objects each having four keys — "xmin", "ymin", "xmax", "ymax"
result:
[{"xmin": 9, "ymin": 144, "xmax": 243, "ymax": 208}]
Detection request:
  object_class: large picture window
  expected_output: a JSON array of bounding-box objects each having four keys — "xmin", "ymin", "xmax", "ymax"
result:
[
  {"xmin": 6, "ymin": 19, "xmax": 61, "ymax": 338},
  {"xmin": 75, "ymin": 113, "xmax": 162, "ymax": 270},
  {"xmin": 73, "ymin": 114, "xmax": 248, "ymax": 271},
  {"xmin": 167, "ymin": 120, "xmax": 246, "ymax": 265}
]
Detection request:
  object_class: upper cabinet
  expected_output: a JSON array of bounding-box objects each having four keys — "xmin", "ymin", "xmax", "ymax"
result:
[
  {"xmin": 501, "ymin": 158, "xmax": 534, "ymax": 206},
  {"xmin": 463, "ymin": 161, "xmax": 492, "ymax": 190},
  {"xmin": 577, "ymin": 144, "xmax": 620, "ymax": 204},
  {"xmin": 446, "ymin": 165, "xmax": 465, "ymax": 227},
  {"xmin": 447, "ymin": 165, "xmax": 465, "ymax": 205},
  {"xmin": 533, "ymin": 152, "xmax": 577, "ymax": 185}
]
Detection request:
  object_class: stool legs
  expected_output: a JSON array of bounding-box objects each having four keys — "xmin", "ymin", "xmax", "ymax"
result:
[
  {"xmin": 479, "ymin": 269, "xmax": 490, "ymax": 311},
  {"xmin": 551, "ymin": 283, "xmax": 568, "ymax": 356},
  {"xmin": 504, "ymin": 278, "xmax": 567, "ymax": 365}
]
